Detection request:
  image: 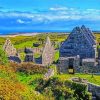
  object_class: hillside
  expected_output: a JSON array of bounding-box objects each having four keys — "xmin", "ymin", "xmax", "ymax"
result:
[{"xmin": 0, "ymin": 33, "xmax": 100, "ymax": 100}]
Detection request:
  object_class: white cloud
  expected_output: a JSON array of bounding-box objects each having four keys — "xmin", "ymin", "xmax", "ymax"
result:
[
  {"xmin": 17, "ymin": 19, "xmax": 25, "ymax": 24},
  {"xmin": 0, "ymin": 7, "xmax": 100, "ymax": 23},
  {"xmin": 50, "ymin": 6, "xmax": 68, "ymax": 11}
]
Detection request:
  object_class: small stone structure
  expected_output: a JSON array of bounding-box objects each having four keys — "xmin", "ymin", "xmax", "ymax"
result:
[
  {"xmin": 44, "ymin": 69, "xmax": 54, "ymax": 80},
  {"xmin": 42, "ymin": 37, "xmax": 55, "ymax": 66},
  {"xmin": 82, "ymin": 58, "xmax": 96, "ymax": 67},
  {"xmin": 81, "ymin": 58, "xmax": 96, "ymax": 73},
  {"xmin": 3, "ymin": 38, "xmax": 17, "ymax": 56},
  {"xmin": 24, "ymin": 47, "xmax": 34, "ymax": 62},
  {"xmin": 71, "ymin": 77, "xmax": 88, "ymax": 84}
]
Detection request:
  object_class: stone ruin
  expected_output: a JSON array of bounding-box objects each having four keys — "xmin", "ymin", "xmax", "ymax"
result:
[
  {"xmin": 58, "ymin": 55, "xmax": 80, "ymax": 73},
  {"xmin": 58, "ymin": 25, "xmax": 100, "ymax": 73},
  {"xmin": 71, "ymin": 77, "xmax": 100, "ymax": 100},
  {"xmin": 33, "ymin": 48, "xmax": 43, "ymax": 54},
  {"xmin": 3, "ymin": 38, "xmax": 17, "ymax": 56},
  {"xmin": 3, "ymin": 38, "xmax": 21, "ymax": 63},
  {"xmin": 42, "ymin": 37, "xmax": 55, "ymax": 66},
  {"xmin": 24, "ymin": 47, "xmax": 34, "ymax": 62},
  {"xmin": 44, "ymin": 69, "xmax": 54, "ymax": 80},
  {"xmin": 60, "ymin": 25, "xmax": 96, "ymax": 59}
]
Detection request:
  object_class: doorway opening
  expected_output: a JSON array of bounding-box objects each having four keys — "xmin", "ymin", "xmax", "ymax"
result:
[{"xmin": 68, "ymin": 58, "xmax": 74, "ymax": 74}]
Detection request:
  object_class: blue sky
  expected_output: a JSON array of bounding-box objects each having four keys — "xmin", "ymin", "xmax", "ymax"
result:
[{"xmin": 0, "ymin": 0, "xmax": 100, "ymax": 33}]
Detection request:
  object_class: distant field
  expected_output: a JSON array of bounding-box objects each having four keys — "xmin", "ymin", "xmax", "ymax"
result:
[
  {"xmin": 0, "ymin": 33, "xmax": 100, "ymax": 49},
  {"xmin": 0, "ymin": 33, "xmax": 100, "ymax": 60},
  {"xmin": 0, "ymin": 33, "xmax": 67, "ymax": 50}
]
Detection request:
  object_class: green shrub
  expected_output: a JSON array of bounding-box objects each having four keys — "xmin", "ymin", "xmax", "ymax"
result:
[
  {"xmin": 36, "ymin": 77, "xmax": 92, "ymax": 100},
  {"xmin": 36, "ymin": 78, "xmax": 74, "ymax": 100},
  {"xmin": 65, "ymin": 80, "xmax": 92, "ymax": 100},
  {"xmin": 10, "ymin": 62, "xmax": 48, "ymax": 74},
  {"xmin": 0, "ymin": 48, "xmax": 8, "ymax": 65}
]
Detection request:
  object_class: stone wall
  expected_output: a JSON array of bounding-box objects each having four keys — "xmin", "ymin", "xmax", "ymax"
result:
[
  {"xmin": 3, "ymin": 38, "xmax": 17, "ymax": 56},
  {"xmin": 88, "ymin": 83, "xmax": 100, "ymax": 99},
  {"xmin": 24, "ymin": 48, "xmax": 34, "ymax": 62},
  {"xmin": 58, "ymin": 56, "xmax": 80, "ymax": 73},
  {"xmin": 42, "ymin": 37, "xmax": 55, "ymax": 66},
  {"xmin": 33, "ymin": 48, "xmax": 43, "ymax": 54},
  {"xmin": 75, "ymin": 65, "xmax": 100, "ymax": 73}
]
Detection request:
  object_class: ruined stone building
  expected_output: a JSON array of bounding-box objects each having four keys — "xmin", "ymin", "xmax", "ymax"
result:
[
  {"xmin": 3, "ymin": 38, "xmax": 21, "ymax": 63},
  {"xmin": 58, "ymin": 25, "xmax": 97, "ymax": 73},
  {"xmin": 3, "ymin": 38, "xmax": 17, "ymax": 56},
  {"xmin": 24, "ymin": 47, "xmax": 34, "ymax": 62},
  {"xmin": 42, "ymin": 37, "xmax": 55, "ymax": 66},
  {"xmin": 60, "ymin": 25, "xmax": 96, "ymax": 59}
]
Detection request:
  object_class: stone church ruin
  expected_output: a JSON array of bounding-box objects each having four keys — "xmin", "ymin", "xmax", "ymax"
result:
[
  {"xmin": 2, "ymin": 25, "xmax": 100, "ymax": 73},
  {"xmin": 58, "ymin": 25, "xmax": 100, "ymax": 73},
  {"xmin": 3, "ymin": 38, "xmax": 21, "ymax": 63}
]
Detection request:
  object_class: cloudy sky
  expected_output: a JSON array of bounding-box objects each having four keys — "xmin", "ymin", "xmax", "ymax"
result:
[{"xmin": 0, "ymin": 0, "xmax": 100, "ymax": 33}]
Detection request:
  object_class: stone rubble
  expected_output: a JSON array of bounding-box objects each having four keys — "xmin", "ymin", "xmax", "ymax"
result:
[{"xmin": 44, "ymin": 69, "xmax": 54, "ymax": 80}]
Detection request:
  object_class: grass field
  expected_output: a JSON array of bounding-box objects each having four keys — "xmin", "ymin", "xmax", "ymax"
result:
[
  {"xmin": 17, "ymin": 73, "xmax": 43, "ymax": 89},
  {"xmin": 0, "ymin": 33, "xmax": 100, "ymax": 50},
  {"xmin": 56, "ymin": 74, "xmax": 100, "ymax": 85},
  {"xmin": 0, "ymin": 33, "xmax": 100, "ymax": 87},
  {"xmin": 0, "ymin": 33, "xmax": 67, "ymax": 50}
]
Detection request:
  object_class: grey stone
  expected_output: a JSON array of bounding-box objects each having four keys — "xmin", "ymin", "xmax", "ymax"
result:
[
  {"xmin": 44, "ymin": 69, "xmax": 54, "ymax": 80},
  {"xmin": 8, "ymin": 56, "xmax": 21, "ymax": 63},
  {"xmin": 3, "ymin": 38, "xmax": 17, "ymax": 56},
  {"xmin": 58, "ymin": 25, "xmax": 97, "ymax": 73},
  {"xmin": 59, "ymin": 26, "xmax": 96, "ymax": 59},
  {"xmin": 58, "ymin": 56, "xmax": 80, "ymax": 73},
  {"xmin": 42, "ymin": 37, "xmax": 55, "ymax": 66},
  {"xmin": 24, "ymin": 48, "xmax": 34, "ymax": 62}
]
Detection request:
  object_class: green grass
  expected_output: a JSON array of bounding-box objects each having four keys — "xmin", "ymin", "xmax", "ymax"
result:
[
  {"xmin": 15, "ymin": 41, "xmax": 34, "ymax": 49},
  {"xmin": 34, "ymin": 53, "xmax": 41, "ymax": 58},
  {"xmin": 54, "ymin": 50, "xmax": 59, "ymax": 62},
  {"xmin": 17, "ymin": 72, "xmax": 43, "ymax": 89},
  {"xmin": 56, "ymin": 74, "xmax": 100, "ymax": 85},
  {"xmin": 20, "ymin": 52, "xmax": 25, "ymax": 61}
]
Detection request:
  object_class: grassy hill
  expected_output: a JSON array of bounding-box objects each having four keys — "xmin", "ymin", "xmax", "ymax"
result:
[{"xmin": 0, "ymin": 33, "xmax": 100, "ymax": 99}]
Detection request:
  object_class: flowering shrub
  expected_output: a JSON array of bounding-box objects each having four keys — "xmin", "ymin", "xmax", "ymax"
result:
[{"xmin": 10, "ymin": 62, "xmax": 48, "ymax": 74}]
